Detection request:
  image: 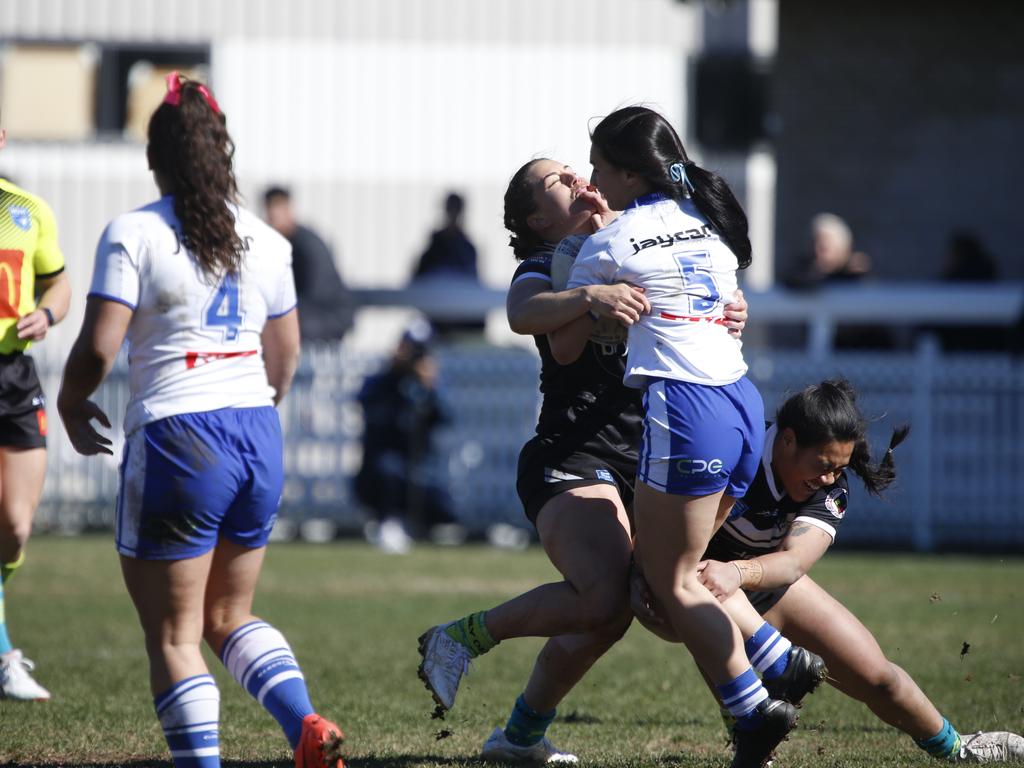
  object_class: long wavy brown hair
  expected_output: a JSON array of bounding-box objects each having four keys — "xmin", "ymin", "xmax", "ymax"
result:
[{"xmin": 147, "ymin": 76, "xmax": 245, "ymax": 277}]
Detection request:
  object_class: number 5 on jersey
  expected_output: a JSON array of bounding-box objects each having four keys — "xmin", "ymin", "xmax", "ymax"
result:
[
  {"xmin": 674, "ymin": 251, "xmax": 720, "ymax": 315},
  {"xmin": 204, "ymin": 274, "xmax": 244, "ymax": 342}
]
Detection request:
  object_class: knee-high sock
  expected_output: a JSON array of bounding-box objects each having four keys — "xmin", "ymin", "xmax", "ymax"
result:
[
  {"xmin": 718, "ymin": 667, "xmax": 770, "ymax": 727},
  {"xmin": 744, "ymin": 621, "xmax": 793, "ymax": 680},
  {"xmin": 219, "ymin": 620, "xmax": 315, "ymax": 749},
  {"xmin": 154, "ymin": 674, "xmax": 221, "ymax": 768}
]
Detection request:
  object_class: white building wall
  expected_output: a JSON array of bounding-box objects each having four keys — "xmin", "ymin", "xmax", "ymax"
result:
[{"xmin": 1, "ymin": 0, "xmax": 698, "ymax": 360}]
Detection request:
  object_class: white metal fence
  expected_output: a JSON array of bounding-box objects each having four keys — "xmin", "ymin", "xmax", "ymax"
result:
[{"xmin": 35, "ymin": 339, "xmax": 1024, "ymax": 552}]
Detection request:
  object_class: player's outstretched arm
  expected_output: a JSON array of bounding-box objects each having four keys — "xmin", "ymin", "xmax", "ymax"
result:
[
  {"xmin": 262, "ymin": 308, "xmax": 300, "ymax": 405},
  {"xmin": 507, "ymin": 280, "xmax": 647, "ymax": 336},
  {"xmin": 698, "ymin": 523, "xmax": 833, "ymax": 601},
  {"xmin": 58, "ymin": 297, "xmax": 132, "ymax": 456}
]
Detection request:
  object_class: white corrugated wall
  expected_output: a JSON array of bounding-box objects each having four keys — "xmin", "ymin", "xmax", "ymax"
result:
[{"xmin": 1, "ymin": 0, "xmax": 699, "ymax": 359}]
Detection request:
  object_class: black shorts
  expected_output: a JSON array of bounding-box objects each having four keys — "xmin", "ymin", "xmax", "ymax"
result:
[
  {"xmin": 745, "ymin": 585, "xmax": 790, "ymax": 615},
  {"xmin": 516, "ymin": 433, "xmax": 636, "ymax": 525},
  {"xmin": 0, "ymin": 353, "xmax": 47, "ymax": 449}
]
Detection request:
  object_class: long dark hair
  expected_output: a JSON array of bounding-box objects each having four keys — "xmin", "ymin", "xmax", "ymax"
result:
[
  {"xmin": 775, "ymin": 379, "xmax": 910, "ymax": 497},
  {"xmin": 503, "ymin": 158, "xmax": 546, "ymax": 261},
  {"xmin": 147, "ymin": 76, "xmax": 245, "ymax": 277},
  {"xmin": 590, "ymin": 106, "xmax": 751, "ymax": 269}
]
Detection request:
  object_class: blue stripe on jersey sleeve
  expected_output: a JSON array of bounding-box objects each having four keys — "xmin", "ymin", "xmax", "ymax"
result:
[
  {"xmin": 267, "ymin": 303, "xmax": 297, "ymax": 320},
  {"xmin": 87, "ymin": 291, "xmax": 137, "ymax": 311}
]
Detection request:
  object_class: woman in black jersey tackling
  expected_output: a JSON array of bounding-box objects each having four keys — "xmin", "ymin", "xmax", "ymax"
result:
[
  {"xmin": 634, "ymin": 379, "xmax": 1024, "ymax": 764},
  {"xmin": 417, "ymin": 158, "xmax": 749, "ymax": 761}
]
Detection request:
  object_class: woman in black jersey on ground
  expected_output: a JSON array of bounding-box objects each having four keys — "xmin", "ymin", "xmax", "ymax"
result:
[
  {"xmin": 634, "ymin": 379, "xmax": 1024, "ymax": 764},
  {"xmin": 417, "ymin": 158, "xmax": 749, "ymax": 761}
]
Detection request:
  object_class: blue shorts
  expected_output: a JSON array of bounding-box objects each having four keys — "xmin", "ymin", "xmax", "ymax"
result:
[
  {"xmin": 638, "ymin": 377, "xmax": 764, "ymax": 497},
  {"xmin": 115, "ymin": 406, "xmax": 284, "ymax": 560}
]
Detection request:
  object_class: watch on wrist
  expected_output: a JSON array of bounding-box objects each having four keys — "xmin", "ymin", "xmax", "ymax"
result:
[{"xmin": 42, "ymin": 307, "xmax": 55, "ymax": 327}]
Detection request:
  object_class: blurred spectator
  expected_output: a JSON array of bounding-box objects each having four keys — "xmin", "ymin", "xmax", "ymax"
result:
[
  {"xmin": 786, "ymin": 212, "xmax": 872, "ymax": 288},
  {"xmin": 785, "ymin": 212, "xmax": 892, "ymax": 350},
  {"xmin": 940, "ymin": 231, "xmax": 998, "ymax": 282},
  {"xmin": 354, "ymin": 320, "xmax": 463, "ymax": 553},
  {"xmin": 934, "ymin": 231, "xmax": 1008, "ymax": 351},
  {"xmin": 411, "ymin": 191, "xmax": 484, "ymax": 338},
  {"xmin": 413, "ymin": 192, "xmax": 478, "ymax": 280},
  {"xmin": 264, "ymin": 186, "xmax": 354, "ymax": 342}
]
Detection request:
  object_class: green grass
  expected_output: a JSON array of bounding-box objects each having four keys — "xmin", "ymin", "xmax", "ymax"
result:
[{"xmin": 1, "ymin": 536, "xmax": 1022, "ymax": 767}]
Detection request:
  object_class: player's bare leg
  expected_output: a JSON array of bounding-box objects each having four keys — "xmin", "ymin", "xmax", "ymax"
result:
[
  {"xmin": 0, "ymin": 447, "xmax": 53, "ymax": 701},
  {"xmin": 205, "ymin": 539, "xmax": 344, "ymax": 768},
  {"xmin": 762, "ymin": 575, "xmax": 1021, "ymax": 761},
  {"xmin": 419, "ymin": 484, "xmax": 633, "ymax": 714},
  {"xmin": 121, "ymin": 551, "xmax": 215, "ymax": 694}
]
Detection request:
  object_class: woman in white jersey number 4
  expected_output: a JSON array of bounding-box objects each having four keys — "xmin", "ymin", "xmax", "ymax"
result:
[
  {"xmin": 553, "ymin": 106, "xmax": 792, "ymax": 768},
  {"xmin": 57, "ymin": 74, "xmax": 344, "ymax": 768}
]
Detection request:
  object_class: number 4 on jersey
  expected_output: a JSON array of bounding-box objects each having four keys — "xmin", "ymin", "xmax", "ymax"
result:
[{"xmin": 204, "ymin": 274, "xmax": 243, "ymax": 341}]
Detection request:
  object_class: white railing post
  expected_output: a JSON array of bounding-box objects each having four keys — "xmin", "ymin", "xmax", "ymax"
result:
[{"xmin": 911, "ymin": 333, "xmax": 939, "ymax": 551}]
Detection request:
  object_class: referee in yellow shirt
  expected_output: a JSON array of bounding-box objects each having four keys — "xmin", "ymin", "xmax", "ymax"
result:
[{"xmin": 0, "ymin": 119, "xmax": 71, "ymax": 701}]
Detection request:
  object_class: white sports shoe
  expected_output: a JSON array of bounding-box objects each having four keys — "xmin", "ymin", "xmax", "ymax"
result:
[
  {"xmin": 481, "ymin": 726, "xmax": 578, "ymax": 764},
  {"xmin": 0, "ymin": 649, "xmax": 51, "ymax": 701},
  {"xmin": 955, "ymin": 731, "xmax": 1024, "ymax": 763},
  {"xmin": 417, "ymin": 623, "xmax": 472, "ymax": 711}
]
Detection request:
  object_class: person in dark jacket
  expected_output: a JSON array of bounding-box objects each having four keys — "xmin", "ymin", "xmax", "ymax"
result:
[{"xmin": 264, "ymin": 186, "xmax": 354, "ymax": 342}]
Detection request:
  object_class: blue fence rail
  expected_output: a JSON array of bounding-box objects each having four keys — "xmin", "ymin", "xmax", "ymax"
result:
[{"xmin": 35, "ymin": 340, "xmax": 1024, "ymax": 552}]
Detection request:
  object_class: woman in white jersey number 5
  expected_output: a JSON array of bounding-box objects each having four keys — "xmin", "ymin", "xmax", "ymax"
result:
[
  {"xmin": 553, "ymin": 106, "xmax": 792, "ymax": 768},
  {"xmin": 57, "ymin": 74, "xmax": 344, "ymax": 768}
]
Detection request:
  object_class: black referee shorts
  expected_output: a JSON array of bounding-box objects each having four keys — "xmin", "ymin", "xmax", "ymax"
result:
[
  {"xmin": 0, "ymin": 353, "xmax": 47, "ymax": 449},
  {"xmin": 516, "ymin": 433, "xmax": 636, "ymax": 525}
]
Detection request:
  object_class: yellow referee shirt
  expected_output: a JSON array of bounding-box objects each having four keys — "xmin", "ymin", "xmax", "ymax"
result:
[{"xmin": 0, "ymin": 178, "xmax": 65, "ymax": 354}]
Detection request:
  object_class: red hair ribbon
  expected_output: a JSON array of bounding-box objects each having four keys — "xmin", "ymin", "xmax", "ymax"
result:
[{"xmin": 163, "ymin": 70, "xmax": 221, "ymax": 115}]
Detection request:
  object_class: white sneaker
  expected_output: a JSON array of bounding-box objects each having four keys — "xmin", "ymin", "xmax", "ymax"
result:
[
  {"xmin": 0, "ymin": 649, "xmax": 51, "ymax": 701},
  {"xmin": 417, "ymin": 623, "xmax": 472, "ymax": 711},
  {"xmin": 378, "ymin": 518, "xmax": 412, "ymax": 555},
  {"xmin": 955, "ymin": 731, "xmax": 1024, "ymax": 763},
  {"xmin": 481, "ymin": 726, "xmax": 578, "ymax": 764}
]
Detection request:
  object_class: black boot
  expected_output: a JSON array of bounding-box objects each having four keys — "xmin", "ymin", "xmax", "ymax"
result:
[
  {"xmin": 764, "ymin": 646, "xmax": 828, "ymax": 706},
  {"xmin": 730, "ymin": 698, "xmax": 798, "ymax": 768}
]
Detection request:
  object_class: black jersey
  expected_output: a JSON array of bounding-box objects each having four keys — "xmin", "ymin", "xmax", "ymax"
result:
[
  {"xmin": 705, "ymin": 424, "xmax": 850, "ymax": 562},
  {"xmin": 511, "ymin": 249, "xmax": 643, "ymax": 452}
]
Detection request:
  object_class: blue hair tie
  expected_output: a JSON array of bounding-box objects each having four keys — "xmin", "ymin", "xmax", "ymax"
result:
[{"xmin": 669, "ymin": 162, "xmax": 695, "ymax": 193}]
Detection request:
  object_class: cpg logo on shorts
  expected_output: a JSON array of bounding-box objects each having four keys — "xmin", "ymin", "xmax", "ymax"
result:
[{"xmin": 674, "ymin": 457, "xmax": 724, "ymax": 475}]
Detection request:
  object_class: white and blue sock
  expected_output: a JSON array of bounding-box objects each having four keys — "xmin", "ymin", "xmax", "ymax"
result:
[
  {"xmin": 154, "ymin": 674, "xmax": 220, "ymax": 768},
  {"xmin": 220, "ymin": 620, "xmax": 314, "ymax": 749},
  {"xmin": 717, "ymin": 667, "xmax": 770, "ymax": 731},
  {"xmin": 745, "ymin": 621, "xmax": 793, "ymax": 680}
]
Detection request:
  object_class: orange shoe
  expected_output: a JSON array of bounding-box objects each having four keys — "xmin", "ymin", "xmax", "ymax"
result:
[{"xmin": 295, "ymin": 713, "xmax": 345, "ymax": 768}]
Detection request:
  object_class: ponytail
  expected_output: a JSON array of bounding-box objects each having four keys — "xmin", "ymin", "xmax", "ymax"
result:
[
  {"xmin": 776, "ymin": 378, "xmax": 909, "ymax": 497},
  {"xmin": 148, "ymin": 74, "xmax": 245, "ymax": 278},
  {"xmin": 684, "ymin": 162, "xmax": 751, "ymax": 269},
  {"xmin": 590, "ymin": 106, "xmax": 752, "ymax": 268}
]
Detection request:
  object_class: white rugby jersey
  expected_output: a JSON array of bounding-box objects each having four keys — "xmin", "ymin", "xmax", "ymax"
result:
[
  {"xmin": 567, "ymin": 193, "xmax": 746, "ymax": 388},
  {"xmin": 90, "ymin": 196, "xmax": 297, "ymax": 435}
]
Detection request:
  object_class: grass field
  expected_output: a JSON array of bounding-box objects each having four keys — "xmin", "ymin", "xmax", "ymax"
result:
[{"xmin": 1, "ymin": 536, "xmax": 1022, "ymax": 767}]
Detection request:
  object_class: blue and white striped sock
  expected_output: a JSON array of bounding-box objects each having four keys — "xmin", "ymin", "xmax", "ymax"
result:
[
  {"xmin": 717, "ymin": 667, "xmax": 769, "ymax": 727},
  {"xmin": 220, "ymin": 620, "xmax": 315, "ymax": 749},
  {"xmin": 745, "ymin": 621, "xmax": 793, "ymax": 680},
  {"xmin": 154, "ymin": 674, "xmax": 220, "ymax": 768}
]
